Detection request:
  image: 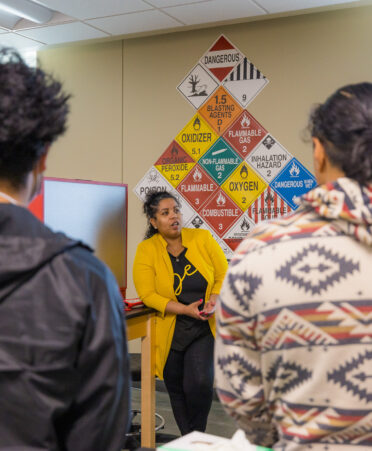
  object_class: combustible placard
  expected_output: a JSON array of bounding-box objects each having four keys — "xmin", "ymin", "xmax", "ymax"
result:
[
  {"xmin": 199, "ymin": 86, "xmax": 242, "ymax": 134},
  {"xmin": 176, "ymin": 114, "xmax": 219, "ymax": 161}
]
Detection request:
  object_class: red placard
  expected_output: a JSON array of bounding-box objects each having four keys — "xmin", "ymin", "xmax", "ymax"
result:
[
  {"xmin": 199, "ymin": 188, "xmax": 242, "ymax": 238},
  {"xmin": 177, "ymin": 165, "xmax": 218, "ymax": 211},
  {"xmin": 223, "ymin": 110, "xmax": 267, "ymax": 159},
  {"xmin": 247, "ymin": 186, "xmax": 292, "ymax": 222}
]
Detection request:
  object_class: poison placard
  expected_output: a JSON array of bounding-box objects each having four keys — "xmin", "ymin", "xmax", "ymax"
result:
[{"xmin": 134, "ymin": 167, "xmax": 174, "ymax": 201}]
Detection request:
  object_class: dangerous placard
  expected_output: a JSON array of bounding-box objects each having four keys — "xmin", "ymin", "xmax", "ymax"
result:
[
  {"xmin": 199, "ymin": 189, "xmax": 242, "ymax": 238},
  {"xmin": 223, "ymin": 57, "xmax": 269, "ymax": 107},
  {"xmin": 221, "ymin": 161, "xmax": 267, "ymax": 211},
  {"xmin": 223, "ymin": 110, "xmax": 267, "ymax": 159},
  {"xmin": 134, "ymin": 167, "xmax": 174, "ymax": 201},
  {"xmin": 247, "ymin": 186, "xmax": 292, "ymax": 222},
  {"xmin": 177, "ymin": 63, "xmax": 218, "ymax": 110},
  {"xmin": 270, "ymin": 158, "xmax": 317, "ymax": 209},
  {"xmin": 199, "ymin": 138, "xmax": 241, "ymax": 185},
  {"xmin": 177, "ymin": 165, "xmax": 218, "ymax": 212},
  {"xmin": 247, "ymin": 134, "xmax": 291, "ymax": 183},
  {"xmin": 223, "ymin": 213, "xmax": 255, "ymax": 251},
  {"xmin": 201, "ymin": 34, "xmax": 242, "ymax": 82},
  {"xmin": 155, "ymin": 141, "xmax": 195, "ymax": 188},
  {"xmin": 199, "ymin": 86, "xmax": 242, "ymax": 134},
  {"xmin": 175, "ymin": 114, "xmax": 219, "ymax": 162}
]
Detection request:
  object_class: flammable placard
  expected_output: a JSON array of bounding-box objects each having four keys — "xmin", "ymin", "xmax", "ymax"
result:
[
  {"xmin": 175, "ymin": 114, "xmax": 219, "ymax": 161},
  {"xmin": 199, "ymin": 189, "xmax": 242, "ymax": 238},
  {"xmin": 199, "ymin": 86, "xmax": 242, "ymax": 135},
  {"xmin": 247, "ymin": 186, "xmax": 292, "ymax": 222},
  {"xmin": 177, "ymin": 165, "xmax": 218, "ymax": 211},
  {"xmin": 155, "ymin": 141, "xmax": 195, "ymax": 188},
  {"xmin": 221, "ymin": 162, "xmax": 267, "ymax": 211}
]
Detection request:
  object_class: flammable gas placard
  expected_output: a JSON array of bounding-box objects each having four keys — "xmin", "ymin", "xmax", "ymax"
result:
[
  {"xmin": 175, "ymin": 114, "xmax": 219, "ymax": 161},
  {"xmin": 221, "ymin": 161, "xmax": 267, "ymax": 211},
  {"xmin": 155, "ymin": 141, "xmax": 195, "ymax": 188},
  {"xmin": 223, "ymin": 110, "xmax": 267, "ymax": 159},
  {"xmin": 199, "ymin": 86, "xmax": 242, "ymax": 135},
  {"xmin": 177, "ymin": 165, "xmax": 218, "ymax": 212}
]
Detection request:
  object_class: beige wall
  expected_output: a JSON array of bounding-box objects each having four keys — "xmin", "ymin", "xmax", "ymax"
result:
[{"xmin": 39, "ymin": 5, "xmax": 372, "ymax": 301}]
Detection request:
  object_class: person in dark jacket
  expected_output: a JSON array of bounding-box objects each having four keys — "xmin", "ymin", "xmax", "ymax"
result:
[{"xmin": 0, "ymin": 48, "xmax": 130, "ymax": 450}]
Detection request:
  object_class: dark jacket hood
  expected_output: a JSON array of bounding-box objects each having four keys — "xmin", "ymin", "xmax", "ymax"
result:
[{"xmin": 0, "ymin": 204, "xmax": 88, "ymax": 302}]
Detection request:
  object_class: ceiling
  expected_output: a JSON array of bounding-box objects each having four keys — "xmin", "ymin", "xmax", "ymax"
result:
[{"xmin": 0, "ymin": 0, "xmax": 366, "ymax": 52}]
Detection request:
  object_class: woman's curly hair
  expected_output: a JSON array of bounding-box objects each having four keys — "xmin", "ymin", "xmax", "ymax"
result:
[{"xmin": 0, "ymin": 47, "xmax": 70, "ymax": 188}]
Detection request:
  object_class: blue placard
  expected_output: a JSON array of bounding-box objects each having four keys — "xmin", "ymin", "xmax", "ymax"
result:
[{"xmin": 270, "ymin": 158, "xmax": 316, "ymax": 209}]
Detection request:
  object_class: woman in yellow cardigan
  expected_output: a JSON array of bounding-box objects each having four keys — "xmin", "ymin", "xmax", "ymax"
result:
[{"xmin": 133, "ymin": 190, "xmax": 228, "ymax": 435}]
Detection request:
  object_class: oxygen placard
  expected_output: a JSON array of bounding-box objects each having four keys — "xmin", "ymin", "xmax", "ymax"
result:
[{"xmin": 222, "ymin": 162, "xmax": 267, "ymax": 211}]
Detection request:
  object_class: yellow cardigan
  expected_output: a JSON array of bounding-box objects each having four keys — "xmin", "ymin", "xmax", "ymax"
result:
[{"xmin": 133, "ymin": 228, "xmax": 228, "ymax": 380}]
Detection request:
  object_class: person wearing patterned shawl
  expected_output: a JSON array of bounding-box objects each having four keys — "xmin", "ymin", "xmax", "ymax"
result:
[{"xmin": 215, "ymin": 83, "xmax": 372, "ymax": 450}]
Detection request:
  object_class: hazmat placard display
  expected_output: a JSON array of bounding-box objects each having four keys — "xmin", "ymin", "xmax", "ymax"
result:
[{"xmin": 133, "ymin": 34, "xmax": 316, "ymax": 258}]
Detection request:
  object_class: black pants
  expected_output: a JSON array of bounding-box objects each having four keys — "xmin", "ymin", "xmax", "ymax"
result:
[{"xmin": 163, "ymin": 333, "xmax": 214, "ymax": 435}]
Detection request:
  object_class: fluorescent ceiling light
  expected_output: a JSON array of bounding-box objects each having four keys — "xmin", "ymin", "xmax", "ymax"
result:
[
  {"xmin": 0, "ymin": 10, "xmax": 20, "ymax": 28},
  {"xmin": 0, "ymin": 0, "xmax": 52, "ymax": 24}
]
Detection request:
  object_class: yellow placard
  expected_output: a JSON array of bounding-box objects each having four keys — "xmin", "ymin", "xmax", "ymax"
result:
[
  {"xmin": 221, "ymin": 162, "xmax": 267, "ymax": 211},
  {"xmin": 175, "ymin": 114, "xmax": 219, "ymax": 161},
  {"xmin": 155, "ymin": 162, "xmax": 195, "ymax": 188}
]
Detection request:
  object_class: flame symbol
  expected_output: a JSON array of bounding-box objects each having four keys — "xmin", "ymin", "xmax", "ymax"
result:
[
  {"xmin": 193, "ymin": 167, "xmax": 202, "ymax": 182},
  {"xmin": 240, "ymin": 113, "xmax": 250, "ymax": 128},
  {"xmin": 240, "ymin": 217, "xmax": 250, "ymax": 232},
  {"xmin": 193, "ymin": 117, "xmax": 201, "ymax": 131},
  {"xmin": 216, "ymin": 192, "xmax": 226, "ymax": 206},
  {"xmin": 265, "ymin": 192, "xmax": 275, "ymax": 203},
  {"xmin": 240, "ymin": 165, "xmax": 248, "ymax": 179},
  {"xmin": 289, "ymin": 162, "xmax": 300, "ymax": 177},
  {"xmin": 171, "ymin": 146, "xmax": 178, "ymax": 157}
]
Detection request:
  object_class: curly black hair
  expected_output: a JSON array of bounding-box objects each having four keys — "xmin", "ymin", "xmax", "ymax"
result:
[
  {"xmin": 0, "ymin": 47, "xmax": 70, "ymax": 188},
  {"xmin": 309, "ymin": 82, "xmax": 372, "ymax": 184},
  {"xmin": 143, "ymin": 189, "xmax": 180, "ymax": 239}
]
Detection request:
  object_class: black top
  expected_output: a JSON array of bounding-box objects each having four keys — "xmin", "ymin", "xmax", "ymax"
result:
[{"xmin": 168, "ymin": 248, "xmax": 211, "ymax": 351}]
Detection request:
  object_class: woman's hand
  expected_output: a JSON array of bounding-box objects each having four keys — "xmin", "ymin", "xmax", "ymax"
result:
[
  {"xmin": 184, "ymin": 299, "xmax": 205, "ymax": 320},
  {"xmin": 198, "ymin": 299, "xmax": 216, "ymax": 319}
]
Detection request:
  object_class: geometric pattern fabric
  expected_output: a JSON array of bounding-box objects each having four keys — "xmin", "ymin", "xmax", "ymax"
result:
[{"xmin": 134, "ymin": 34, "xmax": 316, "ymax": 258}]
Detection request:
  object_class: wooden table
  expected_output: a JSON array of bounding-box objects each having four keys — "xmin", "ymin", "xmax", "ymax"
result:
[{"xmin": 126, "ymin": 307, "xmax": 156, "ymax": 448}]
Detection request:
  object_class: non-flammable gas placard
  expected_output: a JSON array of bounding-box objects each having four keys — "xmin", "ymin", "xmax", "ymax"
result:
[
  {"xmin": 175, "ymin": 114, "xmax": 219, "ymax": 161},
  {"xmin": 155, "ymin": 141, "xmax": 195, "ymax": 187},
  {"xmin": 199, "ymin": 138, "xmax": 241, "ymax": 184},
  {"xmin": 199, "ymin": 86, "xmax": 242, "ymax": 134}
]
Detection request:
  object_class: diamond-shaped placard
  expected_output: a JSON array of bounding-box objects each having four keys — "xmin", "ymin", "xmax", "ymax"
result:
[
  {"xmin": 199, "ymin": 86, "xmax": 242, "ymax": 135},
  {"xmin": 155, "ymin": 141, "xmax": 195, "ymax": 188},
  {"xmin": 223, "ymin": 213, "xmax": 255, "ymax": 251},
  {"xmin": 221, "ymin": 161, "xmax": 267, "ymax": 211},
  {"xmin": 177, "ymin": 63, "xmax": 218, "ymax": 110},
  {"xmin": 199, "ymin": 189, "xmax": 242, "ymax": 238},
  {"xmin": 134, "ymin": 167, "xmax": 174, "ymax": 201},
  {"xmin": 199, "ymin": 138, "xmax": 241, "ymax": 185},
  {"xmin": 270, "ymin": 158, "xmax": 317, "ymax": 209},
  {"xmin": 247, "ymin": 134, "xmax": 292, "ymax": 183},
  {"xmin": 247, "ymin": 186, "xmax": 292, "ymax": 222},
  {"xmin": 175, "ymin": 114, "xmax": 219, "ymax": 162},
  {"xmin": 223, "ymin": 110, "xmax": 267, "ymax": 159},
  {"xmin": 223, "ymin": 57, "xmax": 269, "ymax": 108},
  {"xmin": 200, "ymin": 34, "xmax": 242, "ymax": 82},
  {"xmin": 177, "ymin": 165, "xmax": 218, "ymax": 212},
  {"xmin": 172, "ymin": 190, "xmax": 196, "ymax": 225}
]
